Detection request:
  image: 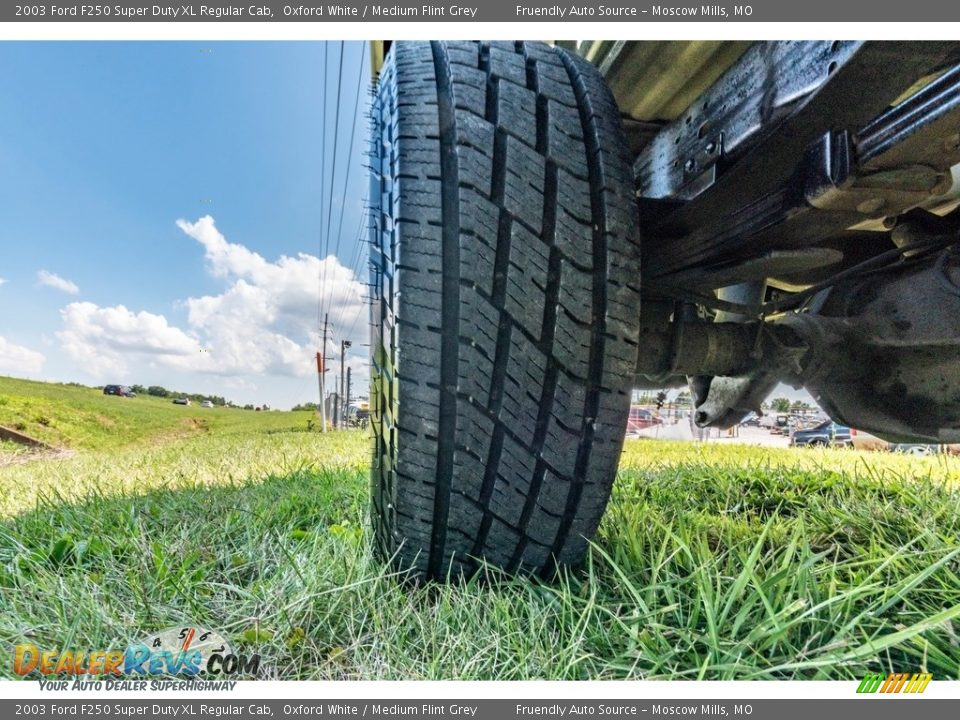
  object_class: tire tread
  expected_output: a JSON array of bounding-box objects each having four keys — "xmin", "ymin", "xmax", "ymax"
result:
[{"xmin": 370, "ymin": 41, "xmax": 640, "ymax": 580}]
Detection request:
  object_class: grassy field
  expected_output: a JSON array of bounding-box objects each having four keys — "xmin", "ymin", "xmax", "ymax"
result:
[
  {"xmin": 0, "ymin": 376, "xmax": 305, "ymax": 451},
  {"xmin": 1, "ymin": 377, "xmax": 958, "ymax": 680}
]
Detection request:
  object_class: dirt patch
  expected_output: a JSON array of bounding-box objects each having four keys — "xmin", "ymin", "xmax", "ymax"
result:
[{"xmin": 0, "ymin": 447, "xmax": 75, "ymax": 468}]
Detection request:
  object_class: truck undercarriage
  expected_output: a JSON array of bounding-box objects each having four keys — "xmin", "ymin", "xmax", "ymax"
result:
[{"xmin": 583, "ymin": 40, "xmax": 960, "ymax": 442}]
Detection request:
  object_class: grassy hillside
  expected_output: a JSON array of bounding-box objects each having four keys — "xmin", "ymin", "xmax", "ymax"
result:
[
  {"xmin": 0, "ymin": 376, "xmax": 308, "ymax": 450},
  {"xmin": 0, "ymin": 424, "xmax": 957, "ymax": 679}
]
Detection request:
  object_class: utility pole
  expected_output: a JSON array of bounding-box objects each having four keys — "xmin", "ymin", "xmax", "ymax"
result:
[
  {"xmin": 332, "ymin": 388, "xmax": 339, "ymax": 428},
  {"xmin": 346, "ymin": 366, "xmax": 351, "ymax": 428},
  {"xmin": 340, "ymin": 339, "xmax": 352, "ymax": 429},
  {"xmin": 318, "ymin": 313, "xmax": 328, "ymax": 433}
]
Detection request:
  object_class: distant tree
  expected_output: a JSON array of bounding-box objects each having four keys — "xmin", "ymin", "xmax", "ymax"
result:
[
  {"xmin": 771, "ymin": 397, "xmax": 792, "ymax": 412},
  {"xmin": 130, "ymin": 384, "xmax": 146, "ymax": 395},
  {"xmin": 292, "ymin": 402, "xmax": 320, "ymax": 411},
  {"xmin": 243, "ymin": 404, "xmax": 255, "ymax": 411},
  {"xmin": 147, "ymin": 386, "xmax": 170, "ymax": 397}
]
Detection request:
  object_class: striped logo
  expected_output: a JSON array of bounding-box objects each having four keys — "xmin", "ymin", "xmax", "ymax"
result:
[{"xmin": 857, "ymin": 672, "xmax": 933, "ymax": 694}]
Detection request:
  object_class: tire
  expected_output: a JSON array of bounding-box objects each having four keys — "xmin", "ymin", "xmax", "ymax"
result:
[{"xmin": 368, "ymin": 41, "xmax": 641, "ymax": 581}]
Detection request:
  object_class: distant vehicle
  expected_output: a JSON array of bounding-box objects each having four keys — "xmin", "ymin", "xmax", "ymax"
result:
[
  {"xmin": 347, "ymin": 403, "xmax": 370, "ymax": 428},
  {"xmin": 890, "ymin": 443, "xmax": 939, "ymax": 455},
  {"xmin": 791, "ymin": 420, "xmax": 853, "ymax": 447},
  {"xmin": 172, "ymin": 398, "xmax": 191, "ymax": 406},
  {"xmin": 103, "ymin": 385, "xmax": 135, "ymax": 397},
  {"xmin": 347, "ymin": 402, "xmax": 368, "ymax": 417},
  {"xmin": 769, "ymin": 414, "xmax": 798, "ymax": 435},
  {"xmin": 200, "ymin": 400, "xmax": 214, "ymax": 408},
  {"xmin": 626, "ymin": 406, "xmax": 662, "ymax": 434},
  {"xmin": 740, "ymin": 414, "xmax": 761, "ymax": 427}
]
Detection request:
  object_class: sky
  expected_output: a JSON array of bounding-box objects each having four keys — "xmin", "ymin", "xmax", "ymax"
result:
[{"xmin": 0, "ymin": 41, "xmax": 371, "ymax": 409}]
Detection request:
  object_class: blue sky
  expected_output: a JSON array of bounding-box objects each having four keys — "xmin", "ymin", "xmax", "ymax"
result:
[{"xmin": 0, "ymin": 41, "xmax": 370, "ymax": 408}]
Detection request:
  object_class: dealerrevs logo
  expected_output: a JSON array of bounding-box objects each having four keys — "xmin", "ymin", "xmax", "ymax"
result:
[{"xmin": 14, "ymin": 626, "xmax": 260, "ymax": 678}]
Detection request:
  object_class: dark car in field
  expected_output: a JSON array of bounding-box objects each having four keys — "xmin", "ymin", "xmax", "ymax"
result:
[
  {"xmin": 791, "ymin": 421, "xmax": 853, "ymax": 447},
  {"xmin": 103, "ymin": 385, "xmax": 134, "ymax": 397}
]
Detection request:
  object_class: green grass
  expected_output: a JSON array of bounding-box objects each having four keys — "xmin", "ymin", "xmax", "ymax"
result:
[
  {"xmin": 0, "ymin": 440, "xmax": 27, "ymax": 456},
  {"xmin": 0, "ymin": 376, "xmax": 309, "ymax": 451},
  {"xmin": 0, "ymin": 383, "xmax": 958, "ymax": 679}
]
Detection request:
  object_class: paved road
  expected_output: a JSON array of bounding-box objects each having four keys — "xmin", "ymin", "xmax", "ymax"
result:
[{"xmin": 629, "ymin": 422, "xmax": 790, "ymax": 447}]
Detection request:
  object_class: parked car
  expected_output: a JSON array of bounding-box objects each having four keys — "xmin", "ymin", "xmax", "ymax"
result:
[
  {"xmin": 200, "ymin": 400, "xmax": 214, "ymax": 408},
  {"xmin": 626, "ymin": 406, "xmax": 663, "ymax": 434},
  {"xmin": 791, "ymin": 421, "xmax": 853, "ymax": 447},
  {"xmin": 890, "ymin": 443, "xmax": 939, "ymax": 455},
  {"xmin": 172, "ymin": 398, "xmax": 191, "ymax": 406},
  {"xmin": 103, "ymin": 385, "xmax": 135, "ymax": 397}
]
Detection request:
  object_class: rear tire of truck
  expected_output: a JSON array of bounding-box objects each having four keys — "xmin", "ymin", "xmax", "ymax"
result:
[{"xmin": 369, "ymin": 41, "xmax": 641, "ymax": 581}]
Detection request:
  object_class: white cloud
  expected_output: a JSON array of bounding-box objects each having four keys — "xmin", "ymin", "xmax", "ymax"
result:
[
  {"xmin": 175, "ymin": 216, "xmax": 269, "ymax": 280},
  {"xmin": 175, "ymin": 215, "xmax": 367, "ymax": 377},
  {"xmin": 0, "ymin": 336, "xmax": 46, "ymax": 376},
  {"xmin": 57, "ymin": 302, "xmax": 198, "ymax": 378},
  {"xmin": 0, "ymin": 277, "xmax": 7, "ymax": 286},
  {"xmin": 56, "ymin": 216, "xmax": 367, "ymax": 386},
  {"xmin": 38, "ymin": 270, "xmax": 80, "ymax": 295}
]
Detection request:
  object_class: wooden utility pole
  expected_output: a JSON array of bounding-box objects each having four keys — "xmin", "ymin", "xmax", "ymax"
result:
[
  {"xmin": 340, "ymin": 339, "xmax": 351, "ymax": 429},
  {"xmin": 318, "ymin": 313, "xmax": 329, "ymax": 432}
]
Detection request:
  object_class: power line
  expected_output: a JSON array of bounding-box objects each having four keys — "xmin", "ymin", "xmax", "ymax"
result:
[
  {"xmin": 341, "ymin": 237, "xmax": 371, "ymax": 341},
  {"xmin": 325, "ymin": 41, "xmax": 368, "ymax": 323},
  {"xmin": 320, "ymin": 42, "xmax": 373, "ymax": 367},
  {"xmin": 317, "ymin": 43, "xmax": 329, "ymax": 335},
  {"xmin": 342, "ymin": 245, "xmax": 372, "ymax": 346},
  {"xmin": 341, "ymin": 206, "xmax": 369, "ymax": 289},
  {"xmin": 330, "ymin": 210, "xmax": 368, "ymax": 334},
  {"xmin": 311, "ymin": 41, "xmax": 373, "ymax": 417},
  {"xmin": 319, "ymin": 40, "xmax": 346, "ymax": 326}
]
